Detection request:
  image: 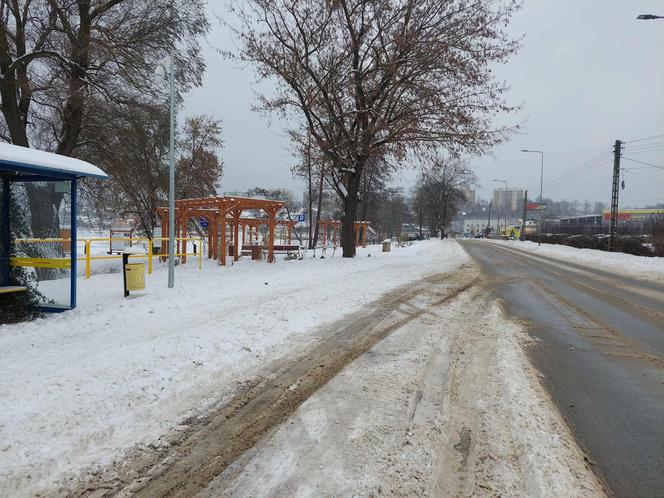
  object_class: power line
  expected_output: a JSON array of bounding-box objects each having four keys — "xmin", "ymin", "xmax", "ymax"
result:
[
  {"xmin": 622, "ymin": 141, "xmax": 664, "ymax": 153},
  {"xmin": 624, "ymin": 133, "xmax": 664, "ymax": 144},
  {"xmin": 537, "ymin": 154, "xmax": 609, "ymax": 193},
  {"xmin": 622, "ymin": 169, "xmax": 664, "ymax": 184},
  {"xmin": 622, "ymin": 157, "xmax": 664, "ymax": 170},
  {"xmin": 521, "ymin": 150, "xmax": 609, "ymax": 193}
]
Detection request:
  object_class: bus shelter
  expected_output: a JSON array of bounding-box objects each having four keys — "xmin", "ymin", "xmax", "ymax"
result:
[{"xmin": 0, "ymin": 143, "xmax": 107, "ymax": 311}]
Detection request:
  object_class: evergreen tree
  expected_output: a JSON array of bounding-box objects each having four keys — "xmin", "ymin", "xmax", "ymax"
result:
[{"xmin": 1, "ymin": 188, "xmax": 43, "ymax": 324}]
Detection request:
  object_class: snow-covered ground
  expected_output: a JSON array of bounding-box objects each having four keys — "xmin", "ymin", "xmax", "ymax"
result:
[
  {"xmin": 0, "ymin": 240, "xmax": 468, "ymax": 496},
  {"xmin": 205, "ymin": 287, "xmax": 603, "ymax": 497},
  {"xmin": 485, "ymin": 239, "xmax": 664, "ymax": 283}
]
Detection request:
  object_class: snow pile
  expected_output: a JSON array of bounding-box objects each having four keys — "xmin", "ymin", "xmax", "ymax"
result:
[
  {"xmin": 483, "ymin": 304, "xmax": 603, "ymax": 497},
  {"xmin": 0, "ymin": 239, "xmax": 467, "ymax": 496},
  {"xmin": 486, "ymin": 239, "xmax": 664, "ymax": 282}
]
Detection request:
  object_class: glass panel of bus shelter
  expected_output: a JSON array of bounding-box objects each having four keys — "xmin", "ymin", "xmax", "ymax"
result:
[{"xmin": 11, "ymin": 181, "xmax": 72, "ymax": 309}]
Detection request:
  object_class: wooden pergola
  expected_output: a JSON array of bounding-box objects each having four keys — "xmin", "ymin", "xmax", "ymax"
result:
[
  {"xmin": 157, "ymin": 196, "xmax": 285, "ymax": 265},
  {"xmin": 318, "ymin": 220, "xmax": 370, "ymax": 248},
  {"xmin": 238, "ymin": 219, "xmax": 298, "ymax": 247}
]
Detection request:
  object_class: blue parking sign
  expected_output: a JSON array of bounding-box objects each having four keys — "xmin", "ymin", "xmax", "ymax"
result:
[
  {"xmin": 200, "ymin": 218, "xmax": 209, "ymax": 228},
  {"xmin": 297, "ymin": 214, "xmax": 305, "ymax": 222}
]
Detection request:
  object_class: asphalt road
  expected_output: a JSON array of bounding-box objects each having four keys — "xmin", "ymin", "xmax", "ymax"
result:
[{"xmin": 461, "ymin": 240, "xmax": 664, "ymax": 498}]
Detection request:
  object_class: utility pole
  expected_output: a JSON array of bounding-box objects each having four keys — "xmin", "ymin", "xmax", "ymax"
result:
[
  {"xmin": 608, "ymin": 140, "xmax": 622, "ymax": 252},
  {"xmin": 521, "ymin": 190, "xmax": 528, "ymax": 241},
  {"xmin": 486, "ymin": 201, "xmax": 492, "ymax": 238}
]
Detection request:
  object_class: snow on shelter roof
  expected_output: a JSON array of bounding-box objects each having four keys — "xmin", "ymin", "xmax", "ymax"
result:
[{"xmin": 0, "ymin": 142, "xmax": 108, "ymax": 179}]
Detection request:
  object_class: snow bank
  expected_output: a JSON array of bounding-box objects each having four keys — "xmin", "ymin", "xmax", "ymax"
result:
[
  {"xmin": 485, "ymin": 239, "xmax": 664, "ymax": 283},
  {"xmin": 0, "ymin": 240, "xmax": 467, "ymax": 496},
  {"xmin": 486, "ymin": 304, "xmax": 603, "ymax": 497}
]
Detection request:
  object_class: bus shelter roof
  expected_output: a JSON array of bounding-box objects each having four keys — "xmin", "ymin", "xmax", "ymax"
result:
[{"xmin": 0, "ymin": 142, "xmax": 108, "ymax": 180}]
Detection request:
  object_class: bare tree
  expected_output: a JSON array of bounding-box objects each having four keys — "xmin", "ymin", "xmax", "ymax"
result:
[
  {"xmin": 0, "ymin": 0, "xmax": 208, "ymax": 239},
  {"xmin": 290, "ymin": 130, "xmax": 328, "ymax": 248},
  {"xmin": 415, "ymin": 156, "xmax": 476, "ymax": 237},
  {"xmin": 230, "ymin": 0, "xmax": 520, "ymax": 257},
  {"xmin": 82, "ymin": 110, "xmax": 223, "ymax": 237},
  {"xmin": 176, "ymin": 115, "xmax": 224, "ymax": 199},
  {"xmin": 369, "ymin": 186, "xmax": 410, "ymax": 240}
]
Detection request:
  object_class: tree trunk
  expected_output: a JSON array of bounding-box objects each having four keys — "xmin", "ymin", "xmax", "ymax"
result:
[
  {"xmin": 340, "ymin": 171, "xmax": 361, "ymax": 258},
  {"xmin": 441, "ymin": 203, "xmax": 447, "ymax": 239},
  {"xmin": 311, "ymin": 161, "xmax": 325, "ymax": 248},
  {"xmin": 307, "ymin": 134, "xmax": 314, "ymax": 249}
]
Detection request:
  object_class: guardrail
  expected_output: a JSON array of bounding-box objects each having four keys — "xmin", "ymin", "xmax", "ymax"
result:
[{"xmin": 12, "ymin": 236, "xmax": 203, "ymax": 279}]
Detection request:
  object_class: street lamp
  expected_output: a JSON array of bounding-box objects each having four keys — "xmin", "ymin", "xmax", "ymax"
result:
[
  {"xmin": 168, "ymin": 50, "xmax": 176, "ymax": 288},
  {"xmin": 637, "ymin": 14, "xmax": 664, "ymax": 20},
  {"xmin": 492, "ymin": 179, "xmax": 508, "ymax": 238},
  {"xmin": 521, "ymin": 149, "xmax": 544, "ymax": 246}
]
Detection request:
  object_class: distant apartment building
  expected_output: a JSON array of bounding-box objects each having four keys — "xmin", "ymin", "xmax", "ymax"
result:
[
  {"xmin": 460, "ymin": 189, "xmax": 476, "ymax": 205},
  {"xmin": 492, "ymin": 188, "xmax": 524, "ymax": 213}
]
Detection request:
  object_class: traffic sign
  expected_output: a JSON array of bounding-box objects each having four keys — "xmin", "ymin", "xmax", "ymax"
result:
[
  {"xmin": 200, "ymin": 218, "xmax": 209, "ymax": 228},
  {"xmin": 297, "ymin": 214, "xmax": 305, "ymax": 222}
]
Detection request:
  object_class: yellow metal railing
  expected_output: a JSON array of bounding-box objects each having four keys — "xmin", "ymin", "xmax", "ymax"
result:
[{"xmin": 12, "ymin": 236, "xmax": 203, "ymax": 279}]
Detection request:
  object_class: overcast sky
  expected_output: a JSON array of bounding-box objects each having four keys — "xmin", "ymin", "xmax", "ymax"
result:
[{"xmin": 184, "ymin": 0, "xmax": 664, "ymax": 207}]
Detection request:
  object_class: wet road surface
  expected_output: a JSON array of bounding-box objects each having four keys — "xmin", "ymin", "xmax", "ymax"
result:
[{"xmin": 461, "ymin": 240, "xmax": 664, "ymax": 498}]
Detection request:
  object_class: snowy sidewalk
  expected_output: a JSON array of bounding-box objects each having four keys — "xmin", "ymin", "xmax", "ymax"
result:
[{"xmin": 0, "ymin": 240, "xmax": 467, "ymax": 496}]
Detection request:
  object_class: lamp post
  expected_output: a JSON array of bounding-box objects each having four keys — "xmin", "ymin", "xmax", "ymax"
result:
[
  {"xmin": 492, "ymin": 179, "xmax": 507, "ymax": 238},
  {"xmin": 521, "ymin": 149, "xmax": 544, "ymax": 246},
  {"xmin": 168, "ymin": 50, "xmax": 176, "ymax": 289}
]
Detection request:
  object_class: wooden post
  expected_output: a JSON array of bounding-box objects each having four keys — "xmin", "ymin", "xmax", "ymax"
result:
[
  {"xmin": 220, "ymin": 216, "xmax": 226, "ymax": 266},
  {"xmin": 161, "ymin": 211, "xmax": 168, "ymax": 259},
  {"xmin": 175, "ymin": 217, "xmax": 180, "ymax": 260},
  {"xmin": 362, "ymin": 222, "xmax": 368, "ymax": 248},
  {"xmin": 181, "ymin": 217, "xmax": 188, "ymax": 264},
  {"xmin": 322, "ymin": 223, "xmax": 327, "ymax": 245},
  {"xmin": 233, "ymin": 215, "xmax": 240, "ymax": 262},
  {"xmin": 207, "ymin": 219, "xmax": 213, "ymax": 259},
  {"xmin": 268, "ymin": 214, "xmax": 276, "ymax": 263},
  {"xmin": 242, "ymin": 224, "xmax": 246, "ymax": 246},
  {"xmin": 355, "ymin": 222, "xmax": 360, "ymax": 248}
]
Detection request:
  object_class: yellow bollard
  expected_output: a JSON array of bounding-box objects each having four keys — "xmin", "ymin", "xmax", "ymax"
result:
[
  {"xmin": 148, "ymin": 239, "xmax": 153, "ymax": 275},
  {"xmin": 85, "ymin": 240, "xmax": 91, "ymax": 279}
]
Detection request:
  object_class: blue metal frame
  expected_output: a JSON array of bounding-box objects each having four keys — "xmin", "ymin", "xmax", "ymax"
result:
[
  {"xmin": 1, "ymin": 178, "xmax": 10, "ymax": 287},
  {"xmin": 70, "ymin": 178, "xmax": 77, "ymax": 309}
]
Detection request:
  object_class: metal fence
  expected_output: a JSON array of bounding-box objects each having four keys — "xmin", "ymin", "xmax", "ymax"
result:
[{"xmin": 541, "ymin": 221, "xmax": 654, "ymax": 236}]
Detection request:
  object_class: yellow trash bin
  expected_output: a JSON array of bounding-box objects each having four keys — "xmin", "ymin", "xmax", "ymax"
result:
[
  {"xmin": 122, "ymin": 248, "xmax": 147, "ymax": 297},
  {"xmin": 125, "ymin": 263, "xmax": 145, "ymax": 293}
]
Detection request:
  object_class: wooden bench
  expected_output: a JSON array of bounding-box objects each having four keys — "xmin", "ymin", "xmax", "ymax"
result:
[
  {"xmin": 0, "ymin": 286, "xmax": 27, "ymax": 294},
  {"xmin": 239, "ymin": 245, "xmax": 300, "ymax": 260}
]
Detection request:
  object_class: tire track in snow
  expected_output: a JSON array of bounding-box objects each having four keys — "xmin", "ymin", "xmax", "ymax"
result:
[{"xmin": 75, "ymin": 271, "xmax": 478, "ymax": 497}]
